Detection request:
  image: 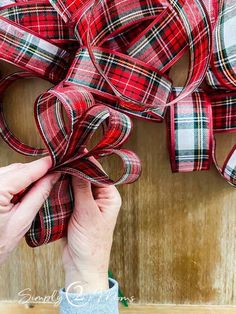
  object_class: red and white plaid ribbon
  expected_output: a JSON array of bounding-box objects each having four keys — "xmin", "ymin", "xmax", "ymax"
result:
[{"xmin": 0, "ymin": 0, "xmax": 235, "ymax": 247}]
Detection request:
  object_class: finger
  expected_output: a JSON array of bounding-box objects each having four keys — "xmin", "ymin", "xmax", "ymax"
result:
[
  {"xmin": 0, "ymin": 163, "xmax": 25, "ymax": 175},
  {"xmin": 92, "ymin": 184, "xmax": 120, "ymax": 200},
  {"xmin": 0, "ymin": 156, "xmax": 52, "ymax": 195},
  {"xmin": 72, "ymin": 176, "xmax": 93, "ymax": 207},
  {"xmin": 9, "ymin": 172, "xmax": 60, "ymax": 231},
  {"xmin": 0, "ymin": 202, "xmax": 14, "ymax": 214}
]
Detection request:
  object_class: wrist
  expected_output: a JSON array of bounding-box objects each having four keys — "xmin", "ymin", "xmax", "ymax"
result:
[{"xmin": 65, "ymin": 270, "xmax": 109, "ymax": 294}]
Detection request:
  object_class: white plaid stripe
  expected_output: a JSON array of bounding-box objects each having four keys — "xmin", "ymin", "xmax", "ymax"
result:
[
  {"xmin": 0, "ymin": 0, "xmax": 15, "ymax": 7},
  {"xmin": 0, "ymin": 17, "xmax": 70, "ymax": 81},
  {"xmin": 223, "ymin": 149, "xmax": 236, "ymax": 184},
  {"xmin": 212, "ymin": 0, "xmax": 236, "ymax": 88},
  {"xmin": 171, "ymin": 89, "xmax": 212, "ymax": 172},
  {"xmin": 206, "ymin": 69, "xmax": 224, "ymax": 89}
]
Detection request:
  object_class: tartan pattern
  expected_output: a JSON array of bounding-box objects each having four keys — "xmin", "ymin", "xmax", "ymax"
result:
[
  {"xmin": 49, "ymin": 0, "xmax": 87, "ymax": 23},
  {"xmin": 202, "ymin": 0, "xmax": 219, "ymax": 27},
  {"xmin": 25, "ymin": 174, "xmax": 74, "ymax": 247},
  {"xmin": 102, "ymin": 21, "xmax": 151, "ymax": 52},
  {"xmin": 206, "ymin": 68, "xmax": 225, "ymax": 89},
  {"xmin": 77, "ymin": 0, "xmax": 166, "ymax": 46},
  {"xmin": 127, "ymin": 5, "xmax": 188, "ymax": 71},
  {"xmin": 168, "ymin": 89, "xmax": 213, "ymax": 172},
  {"xmin": 211, "ymin": 0, "xmax": 236, "ymax": 90},
  {"xmin": 22, "ymin": 86, "xmax": 141, "ymax": 246},
  {"xmin": 0, "ymin": 1, "xmax": 77, "ymax": 47},
  {"xmin": 0, "ymin": 0, "xmax": 235, "ymax": 245},
  {"xmin": 0, "ymin": 16, "xmax": 71, "ymax": 82},
  {"xmin": 82, "ymin": 0, "xmax": 211, "ymax": 106},
  {"xmin": 222, "ymin": 146, "xmax": 236, "ymax": 186},
  {"xmin": 65, "ymin": 47, "xmax": 172, "ymax": 111},
  {"xmin": 166, "ymin": 0, "xmax": 211, "ymax": 105},
  {"xmin": 211, "ymin": 92, "xmax": 236, "ymax": 132}
]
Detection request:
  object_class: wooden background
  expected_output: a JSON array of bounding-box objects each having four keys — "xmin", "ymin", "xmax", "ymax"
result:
[{"xmin": 0, "ymin": 54, "xmax": 236, "ymax": 305}]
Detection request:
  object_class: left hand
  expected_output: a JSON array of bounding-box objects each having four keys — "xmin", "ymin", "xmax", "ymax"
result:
[{"xmin": 0, "ymin": 157, "xmax": 60, "ymax": 263}]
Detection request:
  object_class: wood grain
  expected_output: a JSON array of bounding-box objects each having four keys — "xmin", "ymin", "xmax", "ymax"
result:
[
  {"xmin": 1, "ymin": 304, "xmax": 236, "ymax": 314},
  {"xmin": 0, "ymin": 53, "xmax": 236, "ymax": 304}
]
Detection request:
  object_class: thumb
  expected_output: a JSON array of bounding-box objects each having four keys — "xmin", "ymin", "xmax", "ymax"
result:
[
  {"xmin": 72, "ymin": 176, "xmax": 94, "ymax": 207},
  {"xmin": 10, "ymin": 173, "xmax": 61, "ymax": 230}
]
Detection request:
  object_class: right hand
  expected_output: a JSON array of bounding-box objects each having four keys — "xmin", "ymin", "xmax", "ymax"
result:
[{"xmin": 62, "ymin": 164, "xmax": 122, "ymax": 294}]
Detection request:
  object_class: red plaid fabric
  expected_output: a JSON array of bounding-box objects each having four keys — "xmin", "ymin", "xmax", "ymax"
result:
[
  {"xmin": 212, "ymin": 92, "xmax": 236, "ymax": 133},
  {"xmin": 49, "ymin": 0, "xmax": 87, "ymax": 23},
  {"xmin": 210, "ymin": 0, "xmax": 236, "ymax": 90},
  {"xmin": 65, "ymin": 47, "xmax": 172, "ymax": 110},
  {"xmin": 202, "ymin": 0, "xmax": 219, "ymax": 28},
  {"xmin": 79, "ymin": 0, "xmax": 212, "ymax": 107},
  {"xmin": 26, "ymin": 85, "xmax": 141, "ymax": 246},
  {"xmin": 0, "ymin": 16, "xmax": 70, "ymax": 82},
  {"xmin": 167, "ymin": 89, "xmax": 213, "ymax": 172},
  {"xmin": 3, "ymin": 74, "xmax": 141, "ymax": 246},
  {"xmin": 0, "ymin": 1, "xmax": 77, "ymax": 49},
  {"xmin": 126, "ymin": 5, "xmax": 188, "ymax": 71},
  {"xmin": 219, "ymin": 145, "xmax": 236, "ymax": 187},
  {"xmin": 25, "ymin": 174, "xmax": 73, "ymax": 246},
  {"xmin": 1, "ymin": 0, "xmax": 236, "ymax": 247},
  {"xmin": 205, "ymin": 68, "xmax": 225, "ymax": 90},
  {"xmin": 0, "ymin": 0, "xmax": 141, "ymax": 247}
]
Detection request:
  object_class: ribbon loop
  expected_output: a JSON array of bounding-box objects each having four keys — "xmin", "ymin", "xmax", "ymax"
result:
[
  {"xmin": 168, "ymin": 89, "xmax": 213, "ymax": 172},
  {"xmin": 210, "ymin": 0, "xmax": 236, "ymax": 90},
  {"xmin": 84, "ymin": 0, "xmax": 212, "ymax": 107},
  {"xmin": 221, "ymin": 145, "xmax": 236, "ymax": 186},
  {"xmin": 0, "ymin": 1, "xmax": 77, "ymax": 49},
  {"xmin": 35, "ymin": 85, "xmax": 94, "ymax": 165},
  {"xmin": 65, "ymin": 47, "xmax": 172, "ymax": 109},
  {"xmin": 0, "ymin": 16, "xmax": 70, "ymax": 82}
]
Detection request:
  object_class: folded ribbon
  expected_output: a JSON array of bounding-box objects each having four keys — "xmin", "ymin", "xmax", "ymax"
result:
[
  {"xmin": 0, "ymin": 0, "xmax": 235, "ymax": 248},
  {"xmin": 167, "ymin": 89, "xmax": 236, "ymax": 189},
  {"xmin": 168, "ymin": 89, "xmax": 213, "ymax": 172},
  {"xmin": 207, "ymin": 0, "xmax": 236, "ymax": 90}
]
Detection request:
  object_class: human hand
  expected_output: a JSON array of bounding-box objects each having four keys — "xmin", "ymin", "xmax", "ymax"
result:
[
  {"xmin": 62, "ymin": 165, "xmax": 122, "ymax": 294},
  {"xmin": 0, "ymin": 157, "xmax": 60, "ymax": 263}
]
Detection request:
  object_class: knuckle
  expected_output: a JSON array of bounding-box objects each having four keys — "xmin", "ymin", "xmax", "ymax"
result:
[{"xmin": 0, "ymin": 191, "xmax": 11, "ymax": 206}]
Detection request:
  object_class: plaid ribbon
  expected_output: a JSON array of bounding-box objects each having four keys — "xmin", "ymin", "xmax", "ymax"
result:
[
  {"xmin": 0, "ymin": 0, "xmax": 235, "ymax": 247},
  {"xmin": 49, "ymin": 0, "xmax": 212, "ymax": 111},
  {"xmin": 211, "ymin": 91, "xmax": 236, "ymax": 187},
  {"xmin": 168, "ymin": 89, "xmax": 213, "ymax": 172},
  {"xmin": 49, "ymin": 0, "xmax": 87, "ymax": 23},
  {"xmin": 65, "ymin": 47, "xmax": 172, "ymax": 111},
  {"xmin": 212, "ymin": 92, "xmax": 236, "ymax": 132},
  {"xmin": 209, "ymin": 0, "xmax": 236, "ymax": 90},
  {"xmin": 0, "ymin": 1, "xmax": 77, "ymax": 49},
  {"xmin": 29, "ymin": 86, "xmax": 141, "ymax": 246},
  {"xmin": 167, "ymin": 89, "xmax": 236, "ymax": 188},
  {"xmin": 84, "ymin": 0, "xmax": 211, "ymax": 107},
  {"xmin": 0, "ymin": 16, "xmax": 71, "ymax": 82},
  {"xmin": 1, "ymin": 72, "xmax": 141, "ymax": 246}
]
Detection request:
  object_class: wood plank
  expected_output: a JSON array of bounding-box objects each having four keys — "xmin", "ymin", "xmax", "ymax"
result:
[
  {"xmin": 1, "ymin": 303, "xmax": 236, "ymax": 314},
  {"xmin": 1, "ymin": 53, "xmax": 236, "ymax": 304}
]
